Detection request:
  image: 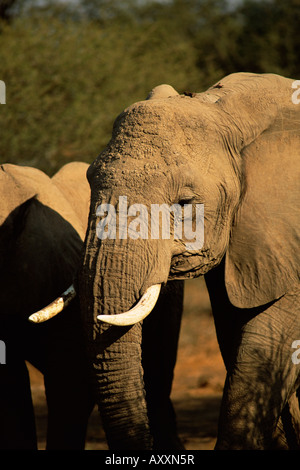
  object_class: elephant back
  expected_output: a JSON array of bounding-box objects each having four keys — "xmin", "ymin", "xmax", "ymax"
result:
[{"xmin": 0, "ymin": 163, "xmax": 86, "ymax": 241}]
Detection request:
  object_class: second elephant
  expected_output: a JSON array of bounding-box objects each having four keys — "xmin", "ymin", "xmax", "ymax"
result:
[{"xmin": 0, "ymin": 162, "xmax": 94, "ymax": 449}]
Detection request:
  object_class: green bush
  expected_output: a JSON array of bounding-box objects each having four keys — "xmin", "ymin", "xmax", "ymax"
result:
[
  {"xmin": 0, "ymin": 0, "xmax": 299, "ymax": 175},
  {"xmin": 0, "ymin": 11, "xmax": 200, "ymax": 174}
]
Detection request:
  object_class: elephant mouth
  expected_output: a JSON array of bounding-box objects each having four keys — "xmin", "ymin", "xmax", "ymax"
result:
[
  {"xmin": 28, "ymin": 250, "xmax": 214, "ymax": 326},
  {"xmin": 28, "ymin": 283, "xmax": 162, "ymax": 326},
  {"xmin": 28, "ymin": 251, "xmax": 214, "ymax": 325},
  {"xmin": 169, "ymin": 249, "xmax": 215, "ymax": 279}
]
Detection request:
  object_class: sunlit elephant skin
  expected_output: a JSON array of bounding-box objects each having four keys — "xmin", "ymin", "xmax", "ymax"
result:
[
  {"xmin": 78, "ymin": 73, "xmax": 300, "ymax": 449},
  {"xmin": 0, "ymin": 162, "xmax": 94, "ymax": 449}
]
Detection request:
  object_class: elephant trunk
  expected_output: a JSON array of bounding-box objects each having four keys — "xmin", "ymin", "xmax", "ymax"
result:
[{"xmin": 78, "ymin": 230, "xmax": 170, "ymax": 449}]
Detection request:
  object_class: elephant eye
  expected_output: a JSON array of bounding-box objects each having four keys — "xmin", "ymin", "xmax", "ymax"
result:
[{"xmin": 178, "ymin": 198, "xmax": 194, "ymax": 207}]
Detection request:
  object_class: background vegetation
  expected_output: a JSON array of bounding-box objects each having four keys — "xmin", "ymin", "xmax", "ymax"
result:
[{"xmin": 0, "ymin": 0, "xmax": 299, "ymax": 174}]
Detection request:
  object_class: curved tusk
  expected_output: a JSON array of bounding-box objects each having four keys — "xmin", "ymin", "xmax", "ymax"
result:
[
  {"xmin": 28, "ymin": 284, "xmax": 76, "ymax": 323},
  {"xmin": 97, "ymin": 284, "xmax": 161, "ymax": 326}
]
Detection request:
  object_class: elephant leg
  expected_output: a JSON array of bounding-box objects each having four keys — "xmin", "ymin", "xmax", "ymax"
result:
[
  {"xmin": 0, "ymin": 319, "xmax": 37, "ymax": 450},
  {"xmin": 142, "ymin": 280, "xmax": 184, "ymax": 450},
  {"xmin": 215, "ymin": 288, "xmax": 300, "ymax": 449},
  {"xmin": 41, "ymin": 304, "xmax": 94, "ymax": 450},
  {"xmin": 205, "ymin": 260, "xmax": 241, "ymax": 371},
  {"xmin": 272, "ymin": 388, "xmax": 300, "ymax": 449},
  {"xmin": 0, "ymin": 361, "xmax": 37, "ymax": 449},
  {"xmin": 205, "ymin": 262, "xmax": 300, "ymax": 449},
  {"xmin": 44, "ymin": 368, "xmax": 94, "ymax": 450}
]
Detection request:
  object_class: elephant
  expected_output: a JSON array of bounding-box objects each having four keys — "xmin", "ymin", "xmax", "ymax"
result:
[
  {"xmin": 0, "ymin": 162, "xmax": 94, "ymax": 449},
  {"xmin": 31, "ymin": 73, "xmax": 300, "ymax": 449}
]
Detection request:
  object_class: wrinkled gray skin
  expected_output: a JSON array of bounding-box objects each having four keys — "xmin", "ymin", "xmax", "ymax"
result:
[
  {"xmin": 78, "ymin": 73, "xmax": 300, "ymax": 449},
  {"xmin": 0, "ymin": 162, "xmax": 94, "ymax": 449}
]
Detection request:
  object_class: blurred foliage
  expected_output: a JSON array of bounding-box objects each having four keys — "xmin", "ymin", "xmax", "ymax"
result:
[
  {"xmin": 0, "ymin": 0, "xmax": 299, "ymax": 174},
  {"xmin": 0, "ymin": 0, "xmax": 17, "ymax": 20}
]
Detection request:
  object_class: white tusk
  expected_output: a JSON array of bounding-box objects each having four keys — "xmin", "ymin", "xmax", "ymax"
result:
[
  {"xmin": 97, "ymin": 284, "xmax": 161, "ymax": 326},
  {"xmin": 28, "ymin": 284, "xmax": 76, "ymax": 323}
]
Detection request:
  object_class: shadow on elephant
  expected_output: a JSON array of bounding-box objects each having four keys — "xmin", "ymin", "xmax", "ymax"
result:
[{"xmin": 0, "ymin": 197, "xmax": 94, "ymax": 450}]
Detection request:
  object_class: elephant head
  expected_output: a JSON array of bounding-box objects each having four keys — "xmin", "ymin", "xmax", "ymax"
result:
[{"xmin": 32, "ymin": 73, "xmax": 300, "ymax": 449}]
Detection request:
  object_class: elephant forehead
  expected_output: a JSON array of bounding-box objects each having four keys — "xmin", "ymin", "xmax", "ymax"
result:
[
  {"xmin": 112, "ymin": 106, "xmax": 183, "ymax": 164},
  {"xmin": 118, "ymin": 98, "xmax": 212, "ymax": 144},
  {"xmin": 96, "ymin": 98, "xmax": 215, "ymax": 172},
  {"xmin": 89, "ymin": 161, "xmax": 172, "ymax": 197}
]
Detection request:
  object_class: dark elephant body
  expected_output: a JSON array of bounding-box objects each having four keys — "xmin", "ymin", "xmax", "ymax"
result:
[
  {"xmin": 0, "ymin": 163, "xmax": 94, "ymax": 449},
  {"xmin": 75, "ymin": 73, "xmax": 300, "ymax": 449}
]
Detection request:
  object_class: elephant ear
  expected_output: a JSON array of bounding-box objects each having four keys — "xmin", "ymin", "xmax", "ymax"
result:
[{"xmin": 216, "ymin": 73, "xmax": 300, "ymax": 308}]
